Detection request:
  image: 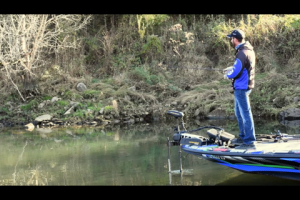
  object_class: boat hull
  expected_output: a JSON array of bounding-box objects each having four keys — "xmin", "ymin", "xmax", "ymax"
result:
[{"xmin": 182, "ymin": 144, "xmax": 300, "ymax": 181}]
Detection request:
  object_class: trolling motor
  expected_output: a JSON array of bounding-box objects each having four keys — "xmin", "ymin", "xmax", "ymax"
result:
[
  {"xmin": 167, "ymin": 110, "xmax": 190, "ymax": 146},
  {"xmin": 167, "ymin": 110, "xmax": 208, "ymax": 146},
  {"xmin": 167, "ymin": 110, "xmax": 235, "ymax": 147},
  {"xmin": 166, "ymin": 110, "xmax": 235, "ymax": 185}
]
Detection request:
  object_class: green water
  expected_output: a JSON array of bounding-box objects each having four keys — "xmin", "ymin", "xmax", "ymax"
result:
[{"xmin": 0, "ymin": 118, "xmax": 300, "ymax": 185}]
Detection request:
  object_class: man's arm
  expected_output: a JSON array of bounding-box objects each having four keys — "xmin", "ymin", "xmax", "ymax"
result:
[{"xmin": 226, "ymin": 58, "xmax": 243, "ymax": 79}]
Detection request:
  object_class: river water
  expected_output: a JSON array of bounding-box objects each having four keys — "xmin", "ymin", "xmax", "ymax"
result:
[{"xmin": 0, "ymin": 118, "xmax": 300, "ymax": 186}]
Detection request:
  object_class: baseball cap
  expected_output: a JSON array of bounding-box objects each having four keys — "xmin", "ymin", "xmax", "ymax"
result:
[{"xmin": 227, "ymin": 29, "xmax": 245, "ymax": 39}]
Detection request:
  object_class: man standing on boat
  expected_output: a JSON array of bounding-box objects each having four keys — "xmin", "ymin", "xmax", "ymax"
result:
[{"xmin": 224, "ymin": 29, "xmax": 256, "ymax": 149}]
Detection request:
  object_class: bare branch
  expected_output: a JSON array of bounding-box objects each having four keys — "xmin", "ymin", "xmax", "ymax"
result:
[{"xmin": 0, "ymin": 14, "xmax": 91, "ymax": 100}]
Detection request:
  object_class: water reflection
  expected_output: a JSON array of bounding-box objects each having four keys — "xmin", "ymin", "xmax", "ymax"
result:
[{"xmin": 0, "ymin": 118, "xmax": 299, "ymax": 185}]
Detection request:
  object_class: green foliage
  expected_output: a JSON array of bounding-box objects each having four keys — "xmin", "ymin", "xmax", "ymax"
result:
[
  {"xmin": 83, "ymin": 90, "xmax": 100, "ymax": 99},
  {"xmin": 0, "ymin": 107, "xmax": 9, "ymax": 114},
  {"xmin": 218, "ymin": 79, "xmax": 231, "ymax": 86},
  {"xmin": 77, "ymin": 102, "xmax": 84, "ymax": 108},
  {"xmin": 128, "ymin": 67, "xmax": 162, "ymax": 85},
  {"xmin": 147, "ymin": 75, "xmax": 160, "ymax": 85},
  {"xmin": 208, "ymin": 20, "xmax": 233, "ymax": 51},
  {"xmin": 225, "ymin": 103, "xmax": 234, "ymax": 115},
  {"xmin": 168, "ymin": 84, "xmax": 182, "ymax": 92},
  {"xmin": 92, "ymin": 78, "xmax": 100, "ymax": 83},
  {"xmin": 0, "ymin": 115, "xmax": 8, "ymax": 120},
  {"xmin": 105, "ymin": 132, "xmax": 115, "ymax": 136},
  {"xmin": 21, "ymin": 100, "xmax": 38, "ymax": 111},
  {"xmin": 104, "ymin": 105, "xmax": 114, "ymax": 113},
  {"xmin": 255, "ymin": 72, "xmax": 267, "ymax": 80},
  {"xmin": 284, "ymin": 15, "xmax": 300, "ymax": 30},
  {"xmin": 112, "ymin": 55, "xmax": 127, "ymax": 70},
  {"xmin": 102, "ymin": 77, "xmax": 114, "ymax": 85},
  {"xmin": 72, "ymin": 110, "xmax": 84, "ymax": 118},
  {"xmin": 140, "ymin": 35, "xmax": 162, "ymax": 55},
  {"xmin": 250, "ymin": 72, "xmax": 296, "ymax": 116},
  {"xmin": 84, "ymin": 36, "xmax": 101, "ymax": 64},
  {"xmin": 136, "ymin": 14, "xmax": 169, "ymax": 39},
  {"xmin": 89, "ymin": 102, "xmax": 103, "ymax": 112},
  {"xmin": 130, "ymin": 56, "xmax": 142, "ymax": 68},
  {"xmin": 62, "ymin": 90, "xmax": 83, "ymax": 101},
  {"xmin": 86, "ymin": 101, "xmax": 103, "ymax": 113},
  {"xmin": 129, "ymin": 67, "xmax": 149, "ymax": 82},
  {"xmin": 42, "ymin": 96, "xmax": 52, "ymax": 100},
  {"xmin": 87, "ymin": 101, "xmax": 94, "ymax": 108},
  {"xmin": 63, "ymin": 91, "xmax": 73, "ymax": 99},
  {"xmin": 57, "ymin": 100, "xmax": 69, "ymax": 107},
  {"xmin": 203, "ymin": 14, "xmax": 300, "ymax": 59}
]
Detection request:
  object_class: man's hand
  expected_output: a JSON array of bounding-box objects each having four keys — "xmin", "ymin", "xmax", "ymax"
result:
[
  {"xmin": 223, "ymin": 66, "xmax": 233, "ymax": 74},
  {"xmin": 223, "ymin": 66, "xmax": 233, "ymax": 80},
  {"xmin": 224, "ymin": 74, "xmax": 229, "ymax": 79}
]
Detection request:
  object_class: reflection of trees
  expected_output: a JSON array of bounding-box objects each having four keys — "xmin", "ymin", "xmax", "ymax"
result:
[
  {"xmin": 1, "ymin": 157, "xmax": 94, "ymax": 185},
  {"xmin": 0, "ymin": 121, "xmax": 252, "ymax": 185},
  {"xmin": 0, "ymin": 139, "xmax": 51, "ymax": 185},
  {"xmin": 1, "ymin": 164, "xmax": 54, "ymax": 185},
  {"xmin": 0, "ymin": 124, "xmax": 174, "ymax": 185},
  {"xmin": 12, "ymin": 140, "xmax": 28, "ymax": 185},
  {"xmin": 21, "ymin": 165, "xmax": 49, "ymax": 185}
]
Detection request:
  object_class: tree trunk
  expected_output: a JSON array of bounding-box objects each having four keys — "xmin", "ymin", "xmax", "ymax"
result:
[
  {"xmin": 193, "ymin": 14, "xmax": 196, "ymax": 30},
  {"xmin": 104, "ymin": 14, "xmax": 107, "ymax": 31},
  {"xmin": 111, "ymin": 14, "xmax": 115, "ymax": 30},
  {"xmin": 23, "ymin": 73, "xmax": 35, "ymax": 91}
]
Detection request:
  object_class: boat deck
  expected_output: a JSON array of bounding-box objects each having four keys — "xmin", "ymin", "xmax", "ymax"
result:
[
  {"xmin": 206, "ymin": 129, "xmax": 300, "ymax": 152},
  {"xmin": 252, "ymin": 140, "xmax": 300, "ymax": 152}
]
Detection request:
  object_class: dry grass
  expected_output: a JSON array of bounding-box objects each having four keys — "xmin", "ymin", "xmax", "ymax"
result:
[
  {"xmin": 113, "ymin": 72, "xmax": 128, "ymax": 86},
  {"xmin": 98, "ymin": 87, "xmax": 116, "ymax": 100},
  {"xmin": 92, "ymin": 82, "xmax": 115, "ymax": 90},
  {"xmin": 127, "ymin": 90, "xmax": 158, "ymax": 104},
  {"xmin": 285, "ymin": 50, "xmax": 300, "ymax": 72},
  {"xmin": 113, "ymin": 86, "xmax": 130, "ymax": 98},
  {"xmin": 170, "ymin": 78, "xmax": 234, "ymax": 115}
]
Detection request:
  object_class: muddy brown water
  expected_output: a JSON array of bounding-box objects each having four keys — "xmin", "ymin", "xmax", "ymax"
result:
[{"xmin": 0, "ymin": 118, "xmax": 300, "ymax": 185}]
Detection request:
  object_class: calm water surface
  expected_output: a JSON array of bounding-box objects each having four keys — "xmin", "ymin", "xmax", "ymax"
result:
[{"xmin": 0, "ymin": 118, "xmax": 300, "ymax": 185}]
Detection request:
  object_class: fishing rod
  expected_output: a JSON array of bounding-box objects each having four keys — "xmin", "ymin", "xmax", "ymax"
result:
[
  {"xmin": 167, "ymin": 65, "xmax": 234, "ymax": 73},
  {"xmin": 169, "ymin": 66, "xmax": 300, "ymax": 75}
]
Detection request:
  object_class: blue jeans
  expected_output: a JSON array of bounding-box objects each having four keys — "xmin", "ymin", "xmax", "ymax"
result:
[{"xmin": 234, "ymin": 89, "xmax": 256, "ymax": 145}]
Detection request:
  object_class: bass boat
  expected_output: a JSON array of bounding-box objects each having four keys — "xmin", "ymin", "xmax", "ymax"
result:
[{"xmin": 167, "ymin": 110, "xmax": 300, "ymax": 181}]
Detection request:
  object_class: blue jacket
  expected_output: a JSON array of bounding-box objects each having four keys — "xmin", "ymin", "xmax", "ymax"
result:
[{"xmin": 226, "ymin": 41, "xmax": 256, "ymax": 90}]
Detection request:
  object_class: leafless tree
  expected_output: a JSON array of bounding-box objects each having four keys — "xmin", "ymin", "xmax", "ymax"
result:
[{"xmin": 0, "ymin": 14, "xmax": 91, "ymax": 101}]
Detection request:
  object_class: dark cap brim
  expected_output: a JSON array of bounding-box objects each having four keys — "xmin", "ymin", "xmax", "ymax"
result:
[{"xmin": 227, "ymin": 34, "xmax": 232, "ymax": 38}]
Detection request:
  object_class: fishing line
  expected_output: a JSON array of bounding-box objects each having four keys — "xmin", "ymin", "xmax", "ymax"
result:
[{"xmin": 167, "ymin": 65, "xmax": 224, "ymax": 71}]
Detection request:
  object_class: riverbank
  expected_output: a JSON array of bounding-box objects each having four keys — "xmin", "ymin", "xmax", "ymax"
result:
[
  {"xmin": 0, "ymin": 71, "xmax": 300, "ymax": 129},
  {"xmin": 1, "ymin": 15, "xmax": 300, "ymax": 128},
  {"xmin": 1, "ymin": 70, "xmax": 300, "ymax": 129}
]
